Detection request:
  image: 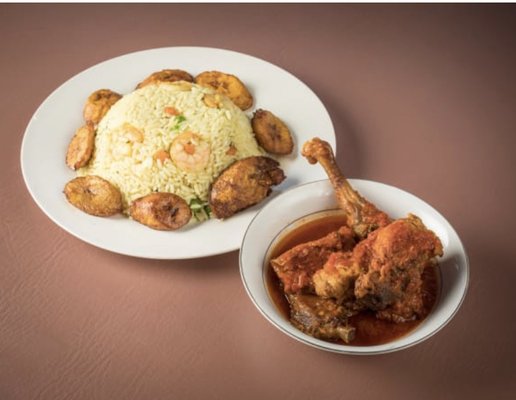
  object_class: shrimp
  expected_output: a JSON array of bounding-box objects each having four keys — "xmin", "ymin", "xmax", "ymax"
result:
[
  {"xmin": 111, "ymin": 123, "xmax": 144, "ymax": 159},
  {"xmin": 169, "ymin": 132, "xmax": 210, "ymax": 172},
  {"xmin": 121, "ymin": 123, "xmax": 144, "ymax": 143}
]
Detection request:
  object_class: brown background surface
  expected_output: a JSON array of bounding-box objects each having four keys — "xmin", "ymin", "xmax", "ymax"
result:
[{"xmin": 1, "ymin": 4, "xmax": 516, "ymax": 399}]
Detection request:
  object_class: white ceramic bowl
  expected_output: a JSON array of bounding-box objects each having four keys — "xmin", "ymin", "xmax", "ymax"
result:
[{"xmin": 240, "ymin": 179, "xmax": 469, "ymax": 355}]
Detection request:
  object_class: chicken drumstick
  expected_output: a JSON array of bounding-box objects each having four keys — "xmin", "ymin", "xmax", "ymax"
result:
[{"xmin": 302, "ymin": 138, "xmax": 390, "ymax": 239}]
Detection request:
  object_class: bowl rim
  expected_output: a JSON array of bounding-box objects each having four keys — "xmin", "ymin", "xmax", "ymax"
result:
[{"xmin": 239, "ymin": 178, "xmax": 470, "ymax": 355}]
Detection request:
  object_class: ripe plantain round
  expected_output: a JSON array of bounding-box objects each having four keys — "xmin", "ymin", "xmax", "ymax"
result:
[
  {"xmin": 83, "ymin": 89, "xmax": 122, "ymax": 126},
  {"xmin": 194, "ymin": 71, "xmax": 253, "ymax": 110},
  {"xmin": 129, "ymin": 192, "xmax": 192, "ymax": 230},
  {"xmin": 209, "ymin": 156, "xmax": 285, "ymax": 219},
  {"xmin": 251, "ymin": 109, "xmax": 294, "ymax": 155},
  {"xmin": 66, "ymin": 124, "xmax": 95, "ymax": 170},
  {"xmin": 64, "ymin": 175, "xmax": 123, "ymax": 217},
  {"xmin": 136, "ymin": 69, "xmax": 194, "ymax": 89}
]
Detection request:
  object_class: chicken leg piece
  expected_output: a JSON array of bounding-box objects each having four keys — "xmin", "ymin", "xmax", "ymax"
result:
[
  {"xmin": 302, "ymin": 138, "xmax": 390, "ymax": 239},
  {"xmin": 303, "ymin": 138, "xmax": 443, "ymax": 322}
]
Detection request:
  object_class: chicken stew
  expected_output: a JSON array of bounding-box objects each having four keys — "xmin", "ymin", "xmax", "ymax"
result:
[
  {"xmin": 267, "ymin": 211, "xmax": 440, "ymax": 346},
  {"xmin": 266, "ymin": 138, "xmax": 443, "ymax": 346}
]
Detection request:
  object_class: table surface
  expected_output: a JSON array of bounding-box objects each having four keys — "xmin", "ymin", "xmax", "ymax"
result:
[{"xmin": 1, "ymin": 4, "xmax": 516, "ymax": 400}]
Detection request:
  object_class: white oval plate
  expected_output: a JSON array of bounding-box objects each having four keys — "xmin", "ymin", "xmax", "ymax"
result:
[
  {"xmin": 240, "ymin": 179, "xmax": 469, "ymax": 354},
  {"xmin": 20, "ymin": 47, "xmax": 335, "ymax": 259}
]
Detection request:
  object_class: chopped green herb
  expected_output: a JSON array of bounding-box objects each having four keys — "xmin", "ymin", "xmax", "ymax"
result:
[
  {"xmin": 204, "ymin": 205, "xmax": 212, "ymax": 217},
  {"xmin": 171, "ymin": 115, "xmax": 187, "ymax": 131},
  {"xmin": 189, "ymin": 198, "xmax": 211, "ymax": 221}
]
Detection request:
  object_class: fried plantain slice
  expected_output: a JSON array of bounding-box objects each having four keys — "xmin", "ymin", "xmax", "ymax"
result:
[
  {"xmin": 64, "ymin": 176, "xmax": 123, "ymax": 217},
  {"xmin": 129, "ymin": 192, "xmax": 192, "ymax": 230},
  {"xmin": 251, "ymin": 109, "xmax": 294, "ymax": 155},
  {"xmin": 209, "ymin": 156, "xmax": 285, "ymax": 219},
  {"xmin": 194, "ymin": 71, "xmax": 253, "ymax": 110},
  {"xmin": 83, "ymin": 89, "xmax": 122, "ymax": 126},
  {"xmin": 136, "ymin": 69, "xmax": 194, "ymax": 89},
  {"xmin": 66, "ymin": 124, "xmax": 95, "ymax": 170}
]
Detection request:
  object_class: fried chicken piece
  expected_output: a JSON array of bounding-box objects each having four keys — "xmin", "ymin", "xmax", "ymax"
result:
[
  {"xmin": 288, "ymin": 294, "xmax": 356, "ymax": 344},
  {"xmin": 209, "ymin": 156, "xmax": 285, "ymax": 219},
  {"xmin": 194, "ymin": 71, "xmax": 253, "ymax": 110},
  {"xmin": 313, "ymin": 251, "xmax": 360, "ymax": 302},
  {"xmin": 83, "ymin": 89, "xmax": 122, "ymax": 126},
  {"xmin": 66, "ymin": 124, "xmax": 95, "ymax": 170},
  {"xmin": 136, "ymin": 69, "xmax": 193, "ymax": 89},
  {"xmin": 129, "ymin": 192, "xmax": 192, "ymax": 230},
  {"xmin": 302, "ymin": 138, "xmax": 390, "ymax": 239},
  {"xmin": 302, "ymin": 138, "xmax": 443, "ymax": 322},
  {"xmin": 64, "ymin": 175, "xmax": 122, "ymax": 217},
  {"xmin": 353, "ymin": 215, "xmax": 443, "ymax": 322},
  {"xmin": 251, "ymin": 109, "xmax": 294, "ymax": 155},
  {"xmin": 271, "ymin": 226, "xmax": 355, "ymax": 294}
]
